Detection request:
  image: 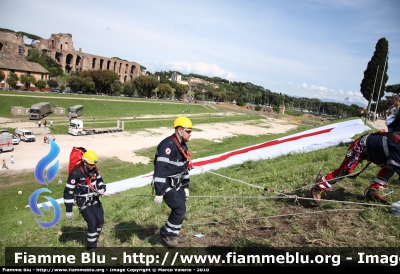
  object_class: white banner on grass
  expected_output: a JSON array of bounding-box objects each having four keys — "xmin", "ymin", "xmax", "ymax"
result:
[{"xmin": 30, "ymin": 119, "xmax": 370, "ymax": 208}]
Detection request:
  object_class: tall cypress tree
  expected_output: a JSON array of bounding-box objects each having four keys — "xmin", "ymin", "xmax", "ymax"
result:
[{"xmin": 360, "ymin": 38, "xmax": 389, "ymax": 103}]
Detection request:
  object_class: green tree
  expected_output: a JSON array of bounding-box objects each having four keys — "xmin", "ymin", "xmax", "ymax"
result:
[
  {"xmin": 47, "ymin": 79, "xmax": 59, "ymax": 88},
  {"xmin": 67, "ymin": 76, "xmax": 83, "ymax": 92},
  {"xmin": 123, "ymin": 81, "xmax": 135, "ymax": 97},
  {"xmin": 26, "ymin": 49, "xmax": 63, "ymax": 77},
  {"xmin": 56, "ymin": 73, "xmax": 69, "ymax": 89},
  {"xmin": 386, "ymin": 84, "xmax": 400, "ymax": 94},
  {"xmin": 175, "ymin": 84, "xmax": 188, "ymax": 100},
  {"xmin": 236, "ymin": 98, "xmax": 245, "ymax": 107},
  {"xmin": 19, "ymin": 74, "xmax": 36, "ymax": 90},
  {"xmin": 133, "ymin": 75, "xmax": 159, "ymax": 98},
  {"xmin": 36, "ymin": 80, "xmax": 46, "ymax": 91},
  {"xmin": 81, "ymin": 70, "xmax": 119, "ymax": 93},
  {"xmin": 82, "ymin": 77, "xmax": 95, "ymax": 93},
  {"xmin": 111, "ymin": 80, "xmax": 123, "ymax": 95},
  {"xmin": 360, "ymin": 38, "xmax": 389, "ymax": 112},
  {"xmin": 6, "ymin": 72, "xmax": 18, "ymax": 89},
  {"xmin": 157, "ymin": 83, "xmax": 172, "ymax": 98}
]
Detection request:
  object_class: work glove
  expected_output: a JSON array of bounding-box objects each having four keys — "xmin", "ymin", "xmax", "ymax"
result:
[
  {"xmin": 98, "ymin": 189, "xmax": 105, "ymax": 196},
  {"xmin": 66, "ymin": 212, "xmax": 74, "ymax": 220},
  {"xmin": 184, "ymin": 188, "xmax": 189, "ymax": 200},
  {"xmin": 186, "ymin": 161, "xmax": 194, "ymax": 170},
  {"xmin": 154, "ymin": 195, "xmax": 163, "ymax": 205}
]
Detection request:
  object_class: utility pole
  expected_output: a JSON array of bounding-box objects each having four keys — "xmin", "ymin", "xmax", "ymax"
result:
[
  {"xmin": 365, "ymin": 65, "xmax": 379, "ymax": 122},
  {"xmin": 374, "ymin": 51, "xmax": 389, "ymax": 115}
]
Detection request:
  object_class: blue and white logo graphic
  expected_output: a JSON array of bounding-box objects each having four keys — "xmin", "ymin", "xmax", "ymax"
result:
[{"xmin": 29, "ymin": 138, "xmax": 61, "ymax": 228}]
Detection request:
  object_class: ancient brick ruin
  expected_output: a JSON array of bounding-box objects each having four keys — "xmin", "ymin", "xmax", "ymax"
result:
[{"xmin": 0, "ymin": 31, "xmax": 141, "ymax": 83}]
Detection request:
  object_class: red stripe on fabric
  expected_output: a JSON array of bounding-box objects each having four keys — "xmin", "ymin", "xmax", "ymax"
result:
[
  {"xmin": 141, "ymin": 127, "xmax": 334, "ymax": 178},
  {"xmin": 195, "ymin": 128, "xmax": 333, "ymax": 166}
]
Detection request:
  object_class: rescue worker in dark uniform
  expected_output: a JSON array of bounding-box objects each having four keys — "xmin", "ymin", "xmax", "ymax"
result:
[
  {"xmin": 310, "ymin": 108, "xmax": 400, "ymax": 206},
  {"xmin": 63, "ymin": 150, "xmax": 106, "ymax": 250},
  {"xmin": 153, "ymin": 116, "xmax": 193, "ymax": 247}
]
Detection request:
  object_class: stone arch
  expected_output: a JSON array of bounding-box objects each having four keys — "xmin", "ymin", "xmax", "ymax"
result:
[
  {"xmin": 92, "ymin": 58, "xmax": 97, "ymax": 69},
  {"xmin": 75, "ymin": 55, "xmax": 82, "ymax": 69},
  {"xmin": 130, "ymin": 65, "xmax": 137, "ymax": 74},
  {"xmin": 55, "ymin": 52, "xmax": 63, "ymax": 67},
  {"xmin": 100, "ymin": 59, "xmax": 104, "ymax": 70},
  {"xmin": 118, "ymin": 62, "xmax": 122, "ymax": 73},
  {"xmin": 65, "ymin": 53, "xmax": 74, "ymax": 73}
]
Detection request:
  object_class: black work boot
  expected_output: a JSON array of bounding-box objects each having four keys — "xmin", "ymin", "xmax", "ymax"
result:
[
  {"xmin": 162, "ymin": 236, "xmax": 179, "ymax": 248},
  {"xmin": 176, "ymin": 235, "xmax": 188, "ymax": 244}
]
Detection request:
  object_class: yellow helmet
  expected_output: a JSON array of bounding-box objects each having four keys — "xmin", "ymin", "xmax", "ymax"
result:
[
  {"xmin": 173, "ymin": 116, "xmax": 192, "ymax": 129},
  {"xmin": 82, "ymin": 150, "xmax": 98, "ymax": 165}
]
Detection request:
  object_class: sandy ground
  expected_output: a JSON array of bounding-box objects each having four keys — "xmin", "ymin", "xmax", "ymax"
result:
[{"xmin": 0, "ymin": 115, "xmax": 301, "ymax": 173}]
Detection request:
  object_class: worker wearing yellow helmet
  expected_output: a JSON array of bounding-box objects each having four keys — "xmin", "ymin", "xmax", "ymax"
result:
[
  {"xmin": 153, "ymin": 116, "xmax": 194, "ymax": 247},
  {"xmin": 63, "ymin": 149, "xmax": 106, "ymax": 250}
]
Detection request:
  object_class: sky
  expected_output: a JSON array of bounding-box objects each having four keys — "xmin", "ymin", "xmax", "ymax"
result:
[{"xmin": 2, "ymin": 0, "xmax": 400, "ymax": 106}]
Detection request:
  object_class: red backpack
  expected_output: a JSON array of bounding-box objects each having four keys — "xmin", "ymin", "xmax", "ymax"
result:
[{"xmin": 68, "ymin": 147, "xmax": 87, "ymax": 174}]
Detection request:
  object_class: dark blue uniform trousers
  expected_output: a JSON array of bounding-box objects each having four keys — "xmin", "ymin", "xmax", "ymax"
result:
[
  {"xmin": 160, "ymin": 187, "xmax": 186, "ymax": 238},
  {"xmin": 80, "ymin": 202, "xmax": 104, "ymax": 248}
]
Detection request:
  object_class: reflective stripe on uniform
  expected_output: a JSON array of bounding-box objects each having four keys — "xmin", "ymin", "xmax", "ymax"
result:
[
  {"xmin": 157, "ymin": 157, "xmax": 185, "ymax": 166},
  {"xmin": 166, "ymin": 220, "xmax": 182, "ymax": 229},
  {"xmin": 382, "ymin": 136, "xmax": 390, "ymax": 158},
  {"xmin": 154, "ymin": 177, "xmax": 167, "ymax": 183}
]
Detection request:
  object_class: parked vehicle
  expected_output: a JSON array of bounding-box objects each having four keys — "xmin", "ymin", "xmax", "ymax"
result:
[
  {"xmin": 11, "ymin": 134, "xmax": 20, "ymax": 145},
  {"xmin": 0, "ymin": 129, "xmax": 9, "ymax": 134},
  {"xmin": 68, "ymin": 119, "xmax": 123, "ymax": 136},
  {"xmin": 29, "ymin": 102, "xmax": 52, "ymax": 120},
  {"xmin": 14, "ymin": 128, "xmax": 36, "ymax": 142},
  {"xmin": 0, "ymin": 134, "xmax": 13, "ymax": 153},
  {"xmin": 68, "ymin": 105, "xmax": 84, "ymax": 119}
]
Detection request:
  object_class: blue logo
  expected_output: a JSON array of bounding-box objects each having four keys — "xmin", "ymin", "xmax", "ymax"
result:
[{"xmin": 29, "ymin": 138, "xmax": 61, "ymax": 228}]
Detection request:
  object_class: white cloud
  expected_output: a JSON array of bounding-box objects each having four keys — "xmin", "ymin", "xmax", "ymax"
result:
[
  {"xmin": 309, "ymin": 85, "xmax": 328, "ymax": 92},
  {"xmin": 146, "ymin": 61, "xmax": 236, "ymax": 81},
  {"xmin": 300, "ymin": 83, "xmax": 308, "ymax": 88}
]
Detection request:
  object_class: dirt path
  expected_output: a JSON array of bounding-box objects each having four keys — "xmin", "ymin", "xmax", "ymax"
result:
[{"xmin": 0, "ymin": 116, "xmax": 297, "ymax": 174}]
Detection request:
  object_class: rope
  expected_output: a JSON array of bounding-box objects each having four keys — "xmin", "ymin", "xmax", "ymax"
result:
[
  {"xmin": 104, "ymin": 193, "xmax": 394, "ymax": 209},
  {"xmin": 195, "ymin": 166, "xmax": 274, "ymax": 192}
]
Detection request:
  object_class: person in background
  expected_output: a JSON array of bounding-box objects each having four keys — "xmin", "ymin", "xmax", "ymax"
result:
[
  {"xmin": 2, "ymin": 159, "xmax": 8, "ymax": 169},
  {"xmin": 63, "ymin": 150, "xmax": 106, "ymax": 250},
  {"xmin": 50, "ymin": 120, "xmax": 53, "ymax": 127},
  {"xmin": 11, "ymin": 155, "xmax": 14, "ymax": 164},
  {"xmin": 386, "ymin": 94, "xmax": 399, "ymax": 133},
  {"xmin": 153, "ymin": 116, "xmax": 193, "ymax": 247}
]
